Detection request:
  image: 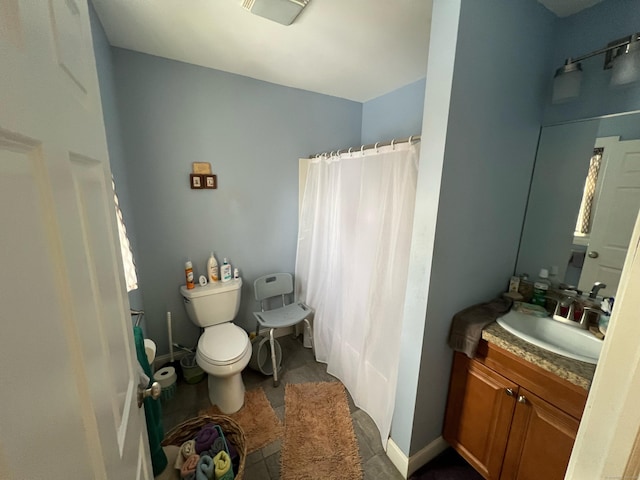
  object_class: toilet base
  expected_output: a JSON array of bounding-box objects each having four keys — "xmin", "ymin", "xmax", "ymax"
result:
[{"xmin": 207, "ymin": 373, "xmax": 246, "ymax": 414}]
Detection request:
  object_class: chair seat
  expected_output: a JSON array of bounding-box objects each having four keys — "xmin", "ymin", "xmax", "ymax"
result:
[{"xmin": 253, "ymin": 302, "xmax": 312, "ymax": 329}]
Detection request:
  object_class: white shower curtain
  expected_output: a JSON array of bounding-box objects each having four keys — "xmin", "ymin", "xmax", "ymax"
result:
[{"xmin": 295, "ymin": 141, "xmax": 419, "ymax": 447}]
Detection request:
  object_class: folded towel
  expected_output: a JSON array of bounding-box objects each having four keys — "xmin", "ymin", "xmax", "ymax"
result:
[
  {"xmin": 206, "ymin": 437, "xmax": 227, "ymax": 458},
  {"xmin": 213, "ymin": 451, "xmax": 234, "ymax": 480},
  {"xmin": 195, "ymin": 424, "xmax": 219, "ymax": 454},
  {"xmin": 181, "ymin": 454, "xmax": 200, "ymax": 478},
  {"xmin": 447, "ymin": 297, "xmax": 513, "ymax": 358},
  {"xmin": 226, "ymin": 440, "xmax": 238, "ymax": 463},
  {"xmin": 175, "ymin": 440, "xmax": 197, "ymax": 469},
  {"xmin": 196, "ymin": 455, "xmax": 214, "ymax": 480}
]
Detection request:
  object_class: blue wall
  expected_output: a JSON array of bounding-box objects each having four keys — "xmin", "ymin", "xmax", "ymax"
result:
[
  {"xmin": 111, "ymin": 49, "xmax": 362, "ymax": 355},
  {"xmin": 391, "ymin": 0, "xmax": 555, "ymax": 456},
  {"xmin": 361, "ymin": 78, "xmax": 426, "ymax": 144},
  {"xmin": 543, "ymin": 0, "xmax": 640, "ymax": 124},
  {"xmin": 89, "ymin": 4, "xmax": 145, "ymax": 313}
]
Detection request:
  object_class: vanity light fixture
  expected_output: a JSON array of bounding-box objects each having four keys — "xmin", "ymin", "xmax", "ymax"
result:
[{"xmin": 552, "ymin": 32, "xmax": 640, "ymax": 104}]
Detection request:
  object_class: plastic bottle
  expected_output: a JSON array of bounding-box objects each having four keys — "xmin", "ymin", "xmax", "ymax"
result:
[
  {"xmin": 221, "ymin": 258, "xmax": 232, "ymax": 282},
  {"xmin": 531, "ymin": 268, "xmax": 551, "ymax": 307},
  {"xmin": 185, "ymin": 260, "xmax": 195, "ymax": 289},
  {"xmin": 233, "ymin": 268, "xmax": 239, "ymax": 279},
  {"xmin": 207, "ymin": 252, "xmax": 219, "ymax": 283}
]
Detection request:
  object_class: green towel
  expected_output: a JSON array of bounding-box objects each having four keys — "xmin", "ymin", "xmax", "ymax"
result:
[{"xmin": 134, "ymin": 326, "xmax": 168, "ymax": 476}]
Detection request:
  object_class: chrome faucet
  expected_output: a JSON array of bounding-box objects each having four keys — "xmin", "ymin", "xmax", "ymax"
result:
[{"xmin": 589, "ymin": 282, "xmax": 607, "ymax": 299}]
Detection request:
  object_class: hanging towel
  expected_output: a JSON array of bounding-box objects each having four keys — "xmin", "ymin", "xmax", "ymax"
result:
[
  {"xmin": 447, "ymin": 297, "xmax": 513, "ymax": 358},
  {"xmin": 195, "ymin": 424, "xmax": 219, "ymax": 453},
  {"xmin": 213, "ymin": 451, "xmax": 234, "ymax": 480},
  {"xmin": 133, "ymin": 325, "xmax": 168, "ymax": 476},
  {"xmin": 175, "ymin": 439, "xmax": 197, "ymax": 469},
  {"xmin": 196, "ymin": 455, "xmax": 215, "ymax": 480},
  {"xmin": 181, "ymin": 454, "xmax": 200, "ymax": 478}
]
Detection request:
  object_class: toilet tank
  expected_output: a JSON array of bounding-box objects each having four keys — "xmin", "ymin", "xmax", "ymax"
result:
[{"xmin": 180, "ymin": 278, "xmax": 242, "ymax": 328}]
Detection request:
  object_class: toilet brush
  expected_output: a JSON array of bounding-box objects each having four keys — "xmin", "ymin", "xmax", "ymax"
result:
[{"xmin": 160, "ymin": 311, "xmax": 182, "ymax": 378}]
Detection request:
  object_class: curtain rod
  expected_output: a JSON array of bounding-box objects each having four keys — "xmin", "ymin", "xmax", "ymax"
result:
[{"xmin": 308, "ymin": 134, "xmax": 421, "ymax": 159}]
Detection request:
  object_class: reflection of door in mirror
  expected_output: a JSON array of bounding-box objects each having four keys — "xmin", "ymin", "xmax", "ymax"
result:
[
  {"xmin": 578, "ymin": 137, "xmax": 640, "ymax": 297},
  {"xmin": 516, "ymin": 112, "xmax": 640, "ymax": 301}
]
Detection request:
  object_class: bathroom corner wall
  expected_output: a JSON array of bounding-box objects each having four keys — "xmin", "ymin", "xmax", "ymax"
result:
[
  {"xmin": 111, "ymin": 49, "xmax": 362, "ymax": 355},
  {"xmin": 89, "ymin": 4, "xmax": 145, "ymax": 313},
  {"xmin": 361, "ymin": 78, "xmax": 426, "ymax": 145},
  {"xmin": 392, "ymin": 0, "xmax": 556, "ymax": 458},
  {"xmin": 543, "ymin": 0, "xmax": 640, "ymax": 125}
]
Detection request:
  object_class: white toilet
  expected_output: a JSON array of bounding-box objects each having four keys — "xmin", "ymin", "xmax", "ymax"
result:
[{"xmin": 180, "ymin": 278, "xmax": 251, "ymax": 414}]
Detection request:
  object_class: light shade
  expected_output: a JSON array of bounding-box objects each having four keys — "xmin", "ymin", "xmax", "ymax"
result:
[
  {"xmin": 242, "ymin": 0, "xmax": 309, "ymax": 26},
  {"xmin": 552, "ymin": 63, "xmax": 582, "ymax": 104},
  {"xmin": 611, "ymin": 37, "xmax": 640, "ymax": 86}
]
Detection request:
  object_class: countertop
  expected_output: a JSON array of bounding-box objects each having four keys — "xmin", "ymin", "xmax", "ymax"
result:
[{"xmin": 482, "ymin": 322, "xmax": 596, "ymax": 391}]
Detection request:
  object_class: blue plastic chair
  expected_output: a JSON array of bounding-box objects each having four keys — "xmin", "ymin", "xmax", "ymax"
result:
[{"xmin": 253, "ymin": 273, "xmax": 313, "ymax": 387}]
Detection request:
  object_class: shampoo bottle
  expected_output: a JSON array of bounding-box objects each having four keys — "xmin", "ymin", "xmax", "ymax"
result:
[
  {"xmin": 207, "ymin": 252, "xmax": 219, "ymax": 283},
  {"xmin": 185, "ymin": 260, "xmax": 195, "ymax": 289},
  {"xmin": 221, "ymin": 258, "xmax": 232, "ymax": 282}
]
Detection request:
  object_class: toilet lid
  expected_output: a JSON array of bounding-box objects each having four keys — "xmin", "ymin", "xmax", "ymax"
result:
[{"xmin": 198, "ymin": 323, "xmax": 249, "ymax": 366}]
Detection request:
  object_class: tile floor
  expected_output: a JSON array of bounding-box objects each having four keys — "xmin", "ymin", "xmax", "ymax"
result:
[{"xmin": 160, "ymin": 334, "xmax": 404, "ymax": 479}]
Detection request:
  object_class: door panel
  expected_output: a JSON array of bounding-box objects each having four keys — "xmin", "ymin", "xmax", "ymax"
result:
[
  {"xmin": 444, "ymin": 353, "xmax": 518, "ymax": 479},
  {"xmin": 0, "ymin": 1, "xmax": 151, "ymax": 478},
  {"xmin": 501, "ymin": 388, "xmax": 579, "ymax": 480},
  {"xmin": 580, "ymin": 139, "xmax": 640, "ymax": 296}
]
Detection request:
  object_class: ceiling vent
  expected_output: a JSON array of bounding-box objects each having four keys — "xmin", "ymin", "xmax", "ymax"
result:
[{"xmin": 242, "ymin": 0, "xmax": 310, "ymax": 26}]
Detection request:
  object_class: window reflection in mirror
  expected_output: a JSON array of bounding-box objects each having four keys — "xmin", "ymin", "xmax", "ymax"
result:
[{"xmin": 516, "ymin": 111, "xmax": 640, "ymax": 299}]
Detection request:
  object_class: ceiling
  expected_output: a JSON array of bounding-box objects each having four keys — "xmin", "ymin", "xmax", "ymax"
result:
[
  {"xmin": 92, "ymin": 0, "xmax": 606, "ymax": 103},
  {"xmin": 91, "ymin": 0, "xmax": 432, "ymax": 103}
]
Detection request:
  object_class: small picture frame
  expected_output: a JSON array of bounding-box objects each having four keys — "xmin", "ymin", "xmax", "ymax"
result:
[
  {"xmin": 190, "ymin": 174, "xmax": 203, "ymax": 189},
  {"xmin": 204, "ymin": 174, "xmax": 217, "ymax": 189}
]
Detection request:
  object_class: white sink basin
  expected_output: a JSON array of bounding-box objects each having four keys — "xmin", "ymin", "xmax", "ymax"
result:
[{"xmin": 496, "ymin": 310, "xmax": 603, "ymax": 364}]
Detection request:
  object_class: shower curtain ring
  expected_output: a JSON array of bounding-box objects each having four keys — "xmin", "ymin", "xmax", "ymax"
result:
[
  {"xmin": 408, "ymin": 136, "xmax": 413, "ymax": 144},
  {"xmin": 361, "ymin": 145, "xmax": 365, "ymax": 156},
  {"xmin": 391, "ymin": 139, "xmax": 396, "ymax": 150},
  {"xmin": 348, "ymin": 147, "xmax": 353, "ymax": 157},
  {"xmin": 374, "ymin": 142, "xmax": 379, "ymax": 153}
]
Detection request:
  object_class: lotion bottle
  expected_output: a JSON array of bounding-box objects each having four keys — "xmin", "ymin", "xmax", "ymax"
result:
[
  {"xmin": 221, "ymin": 258, "xmax": 232, "ymax": 282},
  {"xmin": 207, "ymin": 252, "xmax": 219, "ymax": 283},
  {"xmin": 185, "ymin": 260, "xmax": 195, "ymax": 289}
]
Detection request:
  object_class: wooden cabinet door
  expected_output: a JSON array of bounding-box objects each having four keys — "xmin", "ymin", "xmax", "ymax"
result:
[
  {"xmin": 444, "ymin": 353, "xmax": 518, "ymax": 479},
  {"xmin": 500, "ymin": 388, "xmax": 580, "ymax": 480}
]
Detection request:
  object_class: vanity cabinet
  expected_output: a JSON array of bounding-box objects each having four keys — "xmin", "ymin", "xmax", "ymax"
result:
[{"xmin": 443, "ymin": 341, "xmax": 588, "ymax": 480}]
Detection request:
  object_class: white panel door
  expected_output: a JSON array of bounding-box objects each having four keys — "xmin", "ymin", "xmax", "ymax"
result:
[
  {"xmin": 579, "ymin": 139, "xmax": 640, "ymax": 298},
  {"xmin": 0, "ymin": 1, "xmax": 152, "ymax": 479}
]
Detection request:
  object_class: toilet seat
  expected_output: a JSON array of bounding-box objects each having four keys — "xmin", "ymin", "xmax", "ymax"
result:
[{"xmin": 197, "ymin": 323, "xmax": 250, "ymax": 366}]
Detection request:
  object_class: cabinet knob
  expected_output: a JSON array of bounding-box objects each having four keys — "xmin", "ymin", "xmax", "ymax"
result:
[
  {"xmin": 517, "ymin": 395, "xmax": 527, "ymax": 404},
  {"xmin": 505, "ymin": 388, "xmax": 515, "ymax": 397}
]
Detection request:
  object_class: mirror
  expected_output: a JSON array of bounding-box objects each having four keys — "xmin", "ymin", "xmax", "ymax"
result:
[{"xmin": 516, "ymin": 110, "xmax": 640, "ymax": 299}]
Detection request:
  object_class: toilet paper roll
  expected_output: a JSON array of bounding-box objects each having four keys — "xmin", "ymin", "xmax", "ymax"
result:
[
  {"xmin": 199, "ymin": 275, "xmax": 208, "ymax": 286},
  {"xmin": 155, "ymin": 366, "xmax": 177, "ymax": 389}
]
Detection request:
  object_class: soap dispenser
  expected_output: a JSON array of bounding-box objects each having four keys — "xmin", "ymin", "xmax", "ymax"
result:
[{"xmin": 221, "ymin": 258, "xmax": 232, "ymax": 282}]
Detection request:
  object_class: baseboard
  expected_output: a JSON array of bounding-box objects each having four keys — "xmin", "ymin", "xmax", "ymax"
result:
[
  {"xmin": 153, "ymin": 350, "xmax": 188, "ymax": 371},
  {"xmin": 386, "ymin": 436, "xmax": 449, "ymax": 478}
]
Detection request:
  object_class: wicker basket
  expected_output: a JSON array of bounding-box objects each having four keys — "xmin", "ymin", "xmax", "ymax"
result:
[{"xmin": 162, "ymin": 414, "xmax": 246, "ymax": 480}]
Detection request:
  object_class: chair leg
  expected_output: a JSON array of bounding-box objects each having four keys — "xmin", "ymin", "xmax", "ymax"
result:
[
  {"xmin": 303, "ymin": 318, "xmax": 314, "ymax": 353},
  {"xmin": 269, "ymin": 328, "xmax": 279, "ymax": 387}
]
